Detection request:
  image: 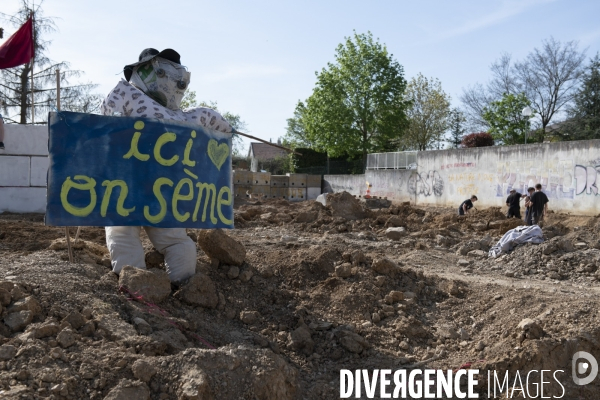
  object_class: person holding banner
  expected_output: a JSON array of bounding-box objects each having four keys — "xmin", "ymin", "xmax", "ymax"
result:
[{"xmin": 102, "ymin": 48, "xmax": 232, "ymax": 283}]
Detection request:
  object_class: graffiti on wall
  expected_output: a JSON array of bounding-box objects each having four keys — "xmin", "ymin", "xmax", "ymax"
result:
[
  {"xmin": 445, "ymin": 158, "xmax": 599, "ymax": 200},
  {"xmin": 440, "ymin": 162, "xmax": 476, "ymax": 170},
  {"xmin": 448, "ymin": 172, "xmax": 495, "ymax": 184},
  {"xmin": 456, "ymin": 184, "xmax": 479, "ymax": 196},
  {"xmin": 447, "ymin": 172, "xmax": 493, "ymax": 197},
  {"xmin": 408, "ymin": 170, "xmax": 444, "ymax": 197},
  {"xmin": 330, "ymin": 183, "xmax": 355, "ymax": 192},
  {"xmin": 495, "ymin": 160, "xmax": 576, "ymax": 199},
  {"xmin": 575, "ymin": 165, "xmax": 600, "ymax": 195}
]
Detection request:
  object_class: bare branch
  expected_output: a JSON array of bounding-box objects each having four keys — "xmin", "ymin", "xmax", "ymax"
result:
[{"xmin": 461, "ymin": 37, "xmax": 586, "ymax": 141}]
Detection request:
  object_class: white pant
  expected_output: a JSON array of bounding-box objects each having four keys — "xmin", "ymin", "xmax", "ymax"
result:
[{"xmin": 106, "ymin": 226, "xmax": 196, "ymax": 283}]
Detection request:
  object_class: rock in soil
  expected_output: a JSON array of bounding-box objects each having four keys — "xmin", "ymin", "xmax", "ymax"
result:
[
  {"xmin": 103, "ymin": 379, "xmax": 151, "ymax": 400},
  {"xmin": 179, "ymin": 369, "xmax": 212, "ymax": 400},
  {"xmin": 328, "ymin": 191, "xmax": 366, "ymax": 220},
  {"xmin": 174, "ymin": 273, "xmax": 219, "ymax": 309},
  {"xmin": 197, "ymin": 229, "xmax": 246, "ymax": 266},
  {"xmin": 290, "ymin": 323, "xmax": 314, "ymax": 355},
  {"xmin": 132, "ymin": 359, "xmax": 157, "ymax": 383},
  {"xmin": 371, "ymin": 258, "xmax": 400, "ymax": 276},
  {"xmin": 240, "ymin": 310, "xmax": 261, "ymax": 325},
  {"xmin": 335, "ymin": 263, "xmax": 352, "ymax": 278},
  {"xmin": 56, "ymin": 328, "xmax": 76, "ymax": 348},
  {"xmin": 0, "ymin": 344, "xmax": 17, "ymax": 360},
  {"xmin": 118, "ymin": 266, "xmax": 171, "ymax": 303},
  {"xmin": 385, "ymin": 227, "xmax": 407, "ymax": 240},
  {"xmin": 4, "ymin": 310, "xmax": 33, "ymax": 332}
]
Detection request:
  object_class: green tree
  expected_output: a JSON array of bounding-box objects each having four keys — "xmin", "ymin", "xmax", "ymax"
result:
[
  {"xmin": 400, "ymin": 74, "xmax": 450, "ymax": 150},
  {"xmin": 0, "ymin": 1, "xmax": 101, "ymax": 123},
  {"xmin": 483, "ymin": 93, "xmax": 533, "ymax": 145},
  {"xmin": 447, "ymin": 108, "xmax": 466, "ymax": 148},
  {"xmin": 180, "ymin": 90, "xmax": 198, "ymax": 110},
  {"xmin": 557, "ymin": 54, "xmax": 600, "ymax": 141},
  {"xmin": 302, "ymin": 31, "xmax": 410, "ymax": 167},
  {"xmin": 181, "ymin": 90, "xmax": 248, "ymax": 157},
  {"xmin": 283, "ymin": 101, "xmax": 311, "ymax": 148}
]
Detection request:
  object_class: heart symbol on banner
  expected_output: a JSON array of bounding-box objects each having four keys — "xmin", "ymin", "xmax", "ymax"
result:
[{"xmin": 207, "ymin": 139, "xmax": 229, "ymax": 170}]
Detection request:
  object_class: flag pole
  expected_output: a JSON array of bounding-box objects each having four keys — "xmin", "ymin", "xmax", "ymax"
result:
[{"xmin": 29, "ymin": 11, "xmax": 34, "ymax": 124}]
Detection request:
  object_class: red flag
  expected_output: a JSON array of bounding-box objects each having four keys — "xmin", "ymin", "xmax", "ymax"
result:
[{"xmin": 0, "ymin": 17, "xmax": 34, "ymax": 69}]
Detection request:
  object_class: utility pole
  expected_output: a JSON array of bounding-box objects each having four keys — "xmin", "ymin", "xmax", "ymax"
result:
[{"xmin": 522, "ymin": 106, "xmax": 532, "ymax": 144}]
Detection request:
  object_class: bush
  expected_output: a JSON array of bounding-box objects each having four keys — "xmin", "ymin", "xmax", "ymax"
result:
[{"xmin": 461, "ymin": 132, "xmax": 494, "ymax": 148}]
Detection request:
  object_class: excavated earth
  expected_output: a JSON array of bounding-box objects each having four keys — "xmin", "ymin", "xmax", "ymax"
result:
[{"xmin": 0, "ymin": 192, "xmax": 599, "ymax": 399}]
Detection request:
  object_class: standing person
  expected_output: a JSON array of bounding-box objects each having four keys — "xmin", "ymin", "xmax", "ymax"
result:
[
  {"xmin": 458, "ymin": 195, "xmax": 478, "ymax": 216},
  {"xmin": 530, "ymin": 183, "xmax": 549, "ymax": 225},
  {"xmin": 0, "ymin": 112, "xmax": 5, "ymax": 150},
  {"xmin": 505, "ymin": 188, "xmax": 525, "ymax": 219},
  {"xmin": 524, "ymin": 187, "xmax": 535, "ymax": 225},
  {"xmin": 101, "ymin": 48, "xmax": 232, "ymax": 283}
]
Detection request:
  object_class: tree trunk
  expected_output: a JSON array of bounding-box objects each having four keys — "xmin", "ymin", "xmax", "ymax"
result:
[
  {"xmin": 362, "ymin": 131, "xmax": 368, "ymax": 172},
  {"xmin": 540, "ymin": 118, "xmax": 550, "ymax": 142},
  {"xmin": 19, "ymin": 65, "xmax": 30, "ymax": 124}
]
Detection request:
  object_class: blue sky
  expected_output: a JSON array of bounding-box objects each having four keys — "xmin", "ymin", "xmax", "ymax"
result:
[{"xmin": 2, "ymin": 0, "xmax": 600, "ymax": 152}]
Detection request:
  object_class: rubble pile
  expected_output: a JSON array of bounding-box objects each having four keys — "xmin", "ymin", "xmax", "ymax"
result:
[{"xmin": 482, "ymin": 229, "xmax": 600, "ymax": 283}]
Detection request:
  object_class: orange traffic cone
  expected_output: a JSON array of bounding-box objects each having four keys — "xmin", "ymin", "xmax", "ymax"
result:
[{"xmin": 365, "ymin": 182, "xmax": 372, "ymax": 199}]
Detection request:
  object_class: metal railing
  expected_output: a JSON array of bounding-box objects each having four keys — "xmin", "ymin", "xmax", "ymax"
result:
[{"xmin": 366, "ymin": 151, "xmax": 417, "ymax": 170}]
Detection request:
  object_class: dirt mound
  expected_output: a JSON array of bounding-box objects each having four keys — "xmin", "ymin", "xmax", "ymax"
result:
[
  {"xmin": 1, "ymin": 203, "xmax": 600, "ymax": 398},
  {"xmin": 327, "ymin": 191, "xmax": 367, "ymax": 220},
  {"xmin": 481, "ymin": 233, "xmax": 600, "ymax": 283},
  {"xmin": 473, "ymin": 206, "xmax": 506, "ymax": 221}
]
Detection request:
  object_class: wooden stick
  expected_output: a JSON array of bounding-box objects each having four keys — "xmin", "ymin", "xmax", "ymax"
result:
[
  {"xmin": 74, "ymin": 226, "xmax": 81, "ymax": 243},
  {"xmin": 56, "ymin": 68, "xmax": 73, "ymax": 263},
  {"xmin": 234, "ymin": 130, "xmax": 302, "ymax": 156},
  {"xmin": 65, "ymin": 227, "xmax": 73, "ymax": 263}
]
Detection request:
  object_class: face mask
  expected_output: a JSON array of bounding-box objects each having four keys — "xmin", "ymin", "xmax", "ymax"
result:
[{"xmin": 130, "ymin": 58, "xmax": 191, "ymax": 110}]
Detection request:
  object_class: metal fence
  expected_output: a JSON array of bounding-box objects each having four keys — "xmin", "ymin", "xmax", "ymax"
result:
[
  {"xmin": 296, "ymin": 159, "xmax": 365, "ymax": 175},
  {"xmin": 366, "ymin": 151, "xmax": 418, "ymax": 170}
]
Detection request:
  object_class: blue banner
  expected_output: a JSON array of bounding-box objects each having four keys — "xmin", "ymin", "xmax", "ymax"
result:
[{"xmin": 46, "ymin": 111, "xmax": 233, "ymax": 228}]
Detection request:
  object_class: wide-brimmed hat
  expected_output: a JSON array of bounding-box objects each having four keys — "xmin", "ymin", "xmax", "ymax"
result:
[{"xmin": 123, "ymin": 48, "xmax": 181, "ymax": 81}]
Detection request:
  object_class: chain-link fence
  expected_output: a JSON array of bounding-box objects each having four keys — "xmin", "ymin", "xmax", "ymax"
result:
[{"xmin": 366, "ymin": 151, "xmax": 417, "ymax": 170}]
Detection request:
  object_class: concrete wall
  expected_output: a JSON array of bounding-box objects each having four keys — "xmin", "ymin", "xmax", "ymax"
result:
[
  {"xmin": 233, "ymin": 172, "xmax": 322, "ymax": 201},
  {"xmin": 324, "ymin": 170, "xmax": 413, "ymax": 202},
  {"xmin": 323, "ymin": 174, "xmax": 365, "ymax": 197},
  {"xmin": 0, "ymin": 124, "xmax": 48, "ymax": 213},
  {"xmin": 325, "ymin": 139, "xmax": 600, "ymax": 216},
  {"xmin": 365, "ymin": 169, "xmax": 413, "ymax": 202}
]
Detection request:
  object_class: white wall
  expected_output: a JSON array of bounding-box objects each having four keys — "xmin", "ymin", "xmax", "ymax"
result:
[
  {"xmin": 325, "ymin": 140, "xmax": 600, "ymax": 216},
  {"xmin": 416, "ymin": 140, "xmax": 600, "ymax": 215},
  {"xmin": 0, "ymin": 124, "xmax": 48, "ymax": 213},
  {"xmin": 324, "ymin": 170, "xmax": 414, "ymax": 202},
  {"xmin": 0, "ymin": 156, "xmax": 30, "ymax": 186}
]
